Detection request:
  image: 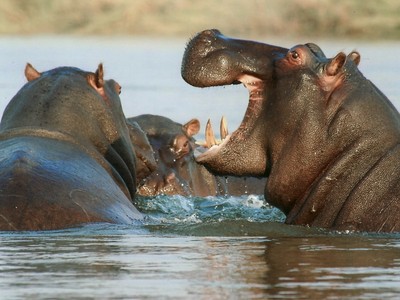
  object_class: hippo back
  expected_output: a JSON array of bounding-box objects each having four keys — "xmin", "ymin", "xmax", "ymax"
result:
[
  {"xmin": 0, "ymin": 64, "xmax": 141, "ymax": 230},
  {"xmin": 0, "ymin": 136, "xmax": 141, "ymax": 230}
]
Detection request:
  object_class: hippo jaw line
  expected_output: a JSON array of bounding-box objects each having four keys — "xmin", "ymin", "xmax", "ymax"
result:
[{"xmin": 194, "ymin": 134, "xmax": 232, "ymax": 162}]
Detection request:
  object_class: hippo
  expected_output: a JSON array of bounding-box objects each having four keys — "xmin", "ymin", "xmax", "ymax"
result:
[
  {"xmin": 0, "ymin": 63, "xmax": 142, "ymax": 231},
  {"xmin": 126, "ymin": 120, "xmax": 157, "ymax": 183},
  {"xmin": 127, "ymin": 114, "xmax": 266, "ymax": 197},
  {"xmin": 181, "ymin": 29, "xmax": 400, "ymax": 233}
]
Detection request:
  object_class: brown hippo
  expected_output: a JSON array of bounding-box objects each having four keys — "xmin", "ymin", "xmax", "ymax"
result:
[
  {"xmin": 0, "ymin": 63, "xmax": 143, "ymax": 231},
  {"xmin": 181, "ymin": 29, "xmax": 400, "ymax": 233},
  {"xmin": 126, "ymin": 120, "xmax": 157, "ymax": 183},
  {"xmin": 127, "ymin": 114, "xmax": 266, "ymax": 197}
]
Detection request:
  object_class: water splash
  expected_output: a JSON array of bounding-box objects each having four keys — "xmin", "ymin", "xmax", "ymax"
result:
[{"xmin": 136, "ymin": 194, "xmax": 285, "ymax": 226}]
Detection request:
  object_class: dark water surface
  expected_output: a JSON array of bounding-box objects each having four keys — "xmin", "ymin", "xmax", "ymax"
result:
[
  {"xmin": 1, "ymin": 195, "xmax": 400, "ymax": 300},
  {"xmin": 0, "ymin": 37, "xmax": 400, "ymax": 299}
]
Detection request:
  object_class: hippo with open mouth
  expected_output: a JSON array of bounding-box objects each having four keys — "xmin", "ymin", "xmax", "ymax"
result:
[{"xmin": 181, "ymin": 29, "xmax": 400, "ymax": 233}]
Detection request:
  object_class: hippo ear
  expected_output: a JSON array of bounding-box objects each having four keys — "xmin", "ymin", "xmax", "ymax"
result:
[
  {"xmin": 183, "ymin": 118, "xmax": 200, "ymax": 137},
  {"xmin": 87, "ymin": 63, "xmax": 106, "ymax": 97},
  {"xmin": 326, "ymin": 52, "xmax": 347, "ymax": 76},
  {"xmin": 94, "ymin": 63, "xmax": 105, "ymax": 88},
  {"xmin": 25, "ymin": 63, "xmax": 41, "ymax": 81},
  {"xmin": 348, "ymin": 51, "xmax": 361, "ymax": 66}
]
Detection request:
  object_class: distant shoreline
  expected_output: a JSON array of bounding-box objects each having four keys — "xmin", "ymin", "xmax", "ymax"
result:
[{"xmin": 0, "ymin": 0, "xmax": 399, "ymax": 40}]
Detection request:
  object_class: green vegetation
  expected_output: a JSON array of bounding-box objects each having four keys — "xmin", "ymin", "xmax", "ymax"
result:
[{"xmin": 0, "ymin": 0, "xmax": 399, "ymax": 39}]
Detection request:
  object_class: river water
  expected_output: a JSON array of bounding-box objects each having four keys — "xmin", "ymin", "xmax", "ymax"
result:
[{"xmin": 0, "ymin": 36, "xmax": 399, "ymax": 299}]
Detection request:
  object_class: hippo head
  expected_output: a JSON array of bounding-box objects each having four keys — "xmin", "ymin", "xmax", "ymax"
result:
[
  {"xmin": 182, "ymin": 30, "xmax": 361, "ymax": 198},
  {"xmin": 183, "ymin": 30, "xmax": 355, "ymax": 177},
  {"xmin": 128, "ymin": 114, "xmax": 220, "ymax": 196},
  {"xmin": 126, "ymin": 120, "xmax": 157, "ymax": 183},
  {"xmin": 128, "ymin": 114, "xmax": 267, "ymax": 197},
  {"xmin": 182, "ymin": 30, "xmax": 400, "ymax": 232},
  {"xmin": 1, "ymin": 64, "xmax": 137, "ymax": 200}
]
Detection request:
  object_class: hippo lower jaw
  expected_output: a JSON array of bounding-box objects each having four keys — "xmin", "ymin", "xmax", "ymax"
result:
[
  {"xmin": 194, "ymin": 134, "xmax": 232, "ymax": 162},
  {"xmin": 194, "ymin": 75, "xmax": 268, "ymax": 176}
]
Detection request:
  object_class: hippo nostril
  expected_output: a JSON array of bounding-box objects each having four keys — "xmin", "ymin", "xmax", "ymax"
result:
[
  {"xmin": 201, "ymin": 29, "xmax": 222, "ymax": 40},
  {"xmin": 203, "ymin": 29, "xmax": 216, "ymax": 36}
]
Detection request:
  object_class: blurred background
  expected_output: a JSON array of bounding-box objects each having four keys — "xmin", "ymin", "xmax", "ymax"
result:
[
  {"xmin": 0, "ymin": 0, "xmax": 399, "ymax": 39},
  {"xmin": 0, "ymin": 0, "xmax": 399, "ymax": 135}
]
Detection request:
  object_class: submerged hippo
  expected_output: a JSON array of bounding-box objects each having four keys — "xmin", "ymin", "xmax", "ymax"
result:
[
  {"xmin": 182, "ymin": 29, "xmax": 400, "ymax": 233},
  {"xmin": 127, "ymin": 114, "xmax": 266, "ymax": 197},
  {"xmin": 126, "ymin": 120, "xmax": 157, "ymax": 183},
  {"xmin": 0, "ymin": 64, "xmax": 142, "ymax": 231}
]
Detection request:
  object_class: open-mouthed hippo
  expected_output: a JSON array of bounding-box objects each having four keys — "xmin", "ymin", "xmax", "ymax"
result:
[
  {"xmin": 127, "ymin": 114, "xmax": 266, "ymax": 197},
  {"xmin": 182, "ymin": 29, "xmax": 400, "ymax": 233},
  {"xmin": 0, "ymin": 64, "xmax": 143, "ymax": 231}
]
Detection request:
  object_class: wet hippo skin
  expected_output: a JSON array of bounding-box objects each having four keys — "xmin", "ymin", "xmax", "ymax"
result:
[
  {"xmin": 182, "ymin": 29, "xmax": 400, "ymax": 233},
  {"xmin": 0, "ymin": 64, "xmax": 142, "ymax": 230},
  {"xmin": 128, "ymin": 114, "xmax": 266, "ymax": 197}
]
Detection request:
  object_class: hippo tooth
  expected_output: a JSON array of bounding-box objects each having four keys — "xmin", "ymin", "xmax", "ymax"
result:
[
  {"xmin": 205, "ymin": 119, "xmax": 217, "ymax": 148},
  {"xmin": 220, "ymin": 116, "xmax": 229, "ymax": 140}
]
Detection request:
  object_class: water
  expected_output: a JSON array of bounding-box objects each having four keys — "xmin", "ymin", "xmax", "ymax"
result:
[
  {"xmin": 0, "ymin": 36, "xmax": 400, "ymax": 299},
  {"xmin": 2, "ymin": 195, "xmax": 400, "ymax": 299}
]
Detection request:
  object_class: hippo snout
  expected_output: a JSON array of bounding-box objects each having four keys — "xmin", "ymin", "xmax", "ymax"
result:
[
  {"xmin": 182, "ymin": 29, "xmax": 288, "ymax": 88},
  {"xmin": 189, "ymin": 29, "xmax": 224, "ymax": 52}
]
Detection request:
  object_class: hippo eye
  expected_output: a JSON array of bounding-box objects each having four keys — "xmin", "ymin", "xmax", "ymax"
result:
[
  {"xmin": 115, "ymin": 82, "xmax": 121, "ymax": 94},
  {"xmin": 290, "ymin": 51, "xmax": 299, "ymax": 60}
]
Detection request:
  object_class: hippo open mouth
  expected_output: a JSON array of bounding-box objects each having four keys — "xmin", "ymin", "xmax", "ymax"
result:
[
  {"xmin": 182, "ymin": 29, "xmax": 400, "ymax": 233},
  {"xmin": 181, "ymin": 29, "xmax": 287, "ymax": 176},
  {"xmin": 195, "ymin": 75, "xmax": 265, "ymax": 160}
]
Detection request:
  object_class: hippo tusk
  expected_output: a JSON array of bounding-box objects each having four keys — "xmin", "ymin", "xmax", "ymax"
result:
[
  {"xmin": 220, "ymin": 116, "xmax": 228, "ymax": 140},
  {"xmin": 195, "ymin": 116, "xmax": 229, "ymax": 148},
  {"xmin": 205, "ymin": 119, "xmax": 217, "ymax": 148}
]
